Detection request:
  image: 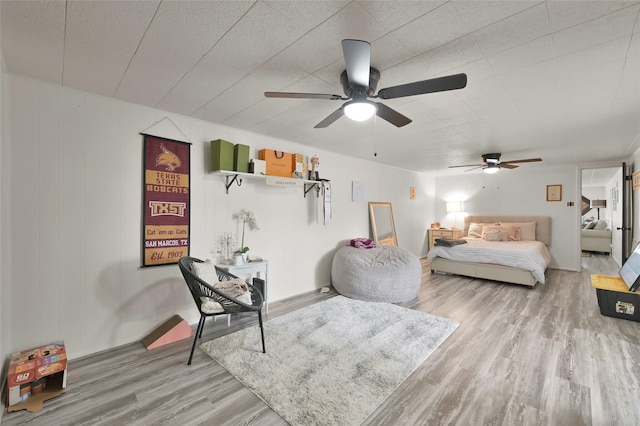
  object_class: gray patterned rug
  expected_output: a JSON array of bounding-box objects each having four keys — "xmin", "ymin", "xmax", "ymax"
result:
[{"xmin": 200, "ymin": 295, "xmax": 458, "ymax": 426}]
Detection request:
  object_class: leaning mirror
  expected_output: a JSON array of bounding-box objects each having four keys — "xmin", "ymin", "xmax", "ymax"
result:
[{"xmin": 369, "ymin": 202, "xmax": 397, "ymax": 246}]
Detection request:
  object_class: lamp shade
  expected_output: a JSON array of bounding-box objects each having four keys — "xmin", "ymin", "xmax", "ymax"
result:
[
  {"xmin": 590, "ymin": 199, "xmax": 607, "ymax": 208},
  {"xmin": 344, "ymin": 101, "xmax": 376, "ymax": 121},
  {"xmin": 446, "ymin": 201, "xmax": 463, "ymax": 213},
  {"xmin": 483, "ymin": 164, "xmax": 499, "ymax": 174}
]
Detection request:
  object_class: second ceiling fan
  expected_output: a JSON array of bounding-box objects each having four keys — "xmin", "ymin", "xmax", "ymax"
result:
[
  {"xmin": 449, "ymin": 153, "xmax": 543, "ymax": 174},
  {"xmin": 265, "ymin": 39, "xmax": 467, "ymax": 128}
]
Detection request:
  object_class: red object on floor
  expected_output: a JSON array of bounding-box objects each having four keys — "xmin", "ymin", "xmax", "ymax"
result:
[{"xmin": 142, "ymin": 315, "xmax": 193, "ymax": 350}]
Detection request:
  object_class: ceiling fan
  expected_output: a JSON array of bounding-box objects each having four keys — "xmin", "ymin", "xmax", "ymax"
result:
[
  {"xmin": 449, "ymin": 153, "xmax": 542, "ymax": 174},
  {"xmin": 264, "ymin": 39, "xmax": 467, "ymax": 128}
]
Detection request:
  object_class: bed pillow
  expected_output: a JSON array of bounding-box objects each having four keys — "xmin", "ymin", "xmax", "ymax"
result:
[
  {"xmin": 593, "ymin": 220, "xmax": 608, "ymax": 230},
  {"xmin": 481, "ymin": 225, "xmax": 509, "ymax": 241},
  {"xmin": 468, "ymin": 222, "xmax": 499, "ymax": 238},
  {"xmin": 501, "ymin": 222, "xmax": 536, "ymax": 241},
  {"xmin": 586, "ymin": 221, "xmax": 597, "ymax": 229},
  {"xmin": 482, "ymin": 230, "xmax": 502, "ymax": 241},
  {"xmin": 500, "ymin": 224, "xmax": 521, "ymax": 241}
]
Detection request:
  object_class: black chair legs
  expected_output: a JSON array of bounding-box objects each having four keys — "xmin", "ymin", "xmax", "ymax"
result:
[
  {"xmin": 258, "ymin": 311, "xmax": 266, "ymax": 353},
  {"xmin": 188, "ymin": 312, "xmax": 265, "ymax": 364},
  {"xmin": 188, "ymin": 316, "xmax": 206, "ymax": 365},
  {"xmin": 198, "ymin": 317, "xmax": 206, "ymax": 338}
]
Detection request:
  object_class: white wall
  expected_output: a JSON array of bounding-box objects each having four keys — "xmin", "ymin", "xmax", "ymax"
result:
[
  {"xmin": 1, "ymin": 75, "xmax": 435, "ymax": 361},
  {"xmin": 435, "ymin": 166, "xmax": 579, "ymax": 270}
]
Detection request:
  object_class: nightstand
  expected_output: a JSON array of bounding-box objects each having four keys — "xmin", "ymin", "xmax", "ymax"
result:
[{"xmin": 428, "ymin": 228, "xmax": 462, "ymax": 250}]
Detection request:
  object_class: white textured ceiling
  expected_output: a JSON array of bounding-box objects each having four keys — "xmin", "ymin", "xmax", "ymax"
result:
[{"xmin": 2, "ymin": 1, "xmax": 640, "ymax": 176}]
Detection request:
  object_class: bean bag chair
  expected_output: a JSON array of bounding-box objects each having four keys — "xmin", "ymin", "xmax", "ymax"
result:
[{"xmin": 331, "ymin": 244, "xmax": 421, "ymax": 303}]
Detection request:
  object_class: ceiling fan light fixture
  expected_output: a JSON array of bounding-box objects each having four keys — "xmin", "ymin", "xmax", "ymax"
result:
[
  {"xmin": 483, "ymin": 165, "xmax": 499, "ymax": 174},
  {"xmin": 344, "ymin": 100, "xmax": 376, "ymax": 121}
]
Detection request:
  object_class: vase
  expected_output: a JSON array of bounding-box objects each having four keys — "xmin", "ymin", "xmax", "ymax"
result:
[{"xmin": 233, "ymin": 254, "xmax": 243, "ymax": 265}]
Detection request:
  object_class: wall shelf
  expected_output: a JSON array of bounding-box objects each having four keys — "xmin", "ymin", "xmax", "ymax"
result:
[{"xmin": 211, "ymin": 170, "xmax": 323, "ymax": 197}]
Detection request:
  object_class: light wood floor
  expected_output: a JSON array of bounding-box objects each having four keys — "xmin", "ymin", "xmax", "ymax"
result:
[{"xmin": 4, "ymin": 254, "xmax": 639, "ymax": 425}]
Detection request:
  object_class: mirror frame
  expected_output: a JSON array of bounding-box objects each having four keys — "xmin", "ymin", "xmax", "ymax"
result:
[{"xmin": 369, "ymin": 202, "xmax": 398, "ymax": 246}]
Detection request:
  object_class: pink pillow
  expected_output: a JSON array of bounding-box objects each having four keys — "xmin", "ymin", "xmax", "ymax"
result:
[
  {"xmin": 500, "ymin": 222, "xmax": 536, "ymax": 241},
  {"xmin": 481, "ymin": 225, "xmax": 509, "ymax": 241},
  {"xmin": 501, "ymin": 225, "xmax": 521, "ymax": 241},
  {"xmin": 468, "ymin": 222, "xmax": 499, "ymax": 238}
]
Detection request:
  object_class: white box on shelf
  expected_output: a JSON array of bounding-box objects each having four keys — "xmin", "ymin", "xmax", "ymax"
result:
[{"xmin": 250, "ymin": 159, "xmax": 266, "ymax": 175}]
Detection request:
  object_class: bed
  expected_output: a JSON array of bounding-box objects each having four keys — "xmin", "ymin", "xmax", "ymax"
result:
[{"xmin": 427, "ymin": 215, "xmax": 552, "ymax": 287}]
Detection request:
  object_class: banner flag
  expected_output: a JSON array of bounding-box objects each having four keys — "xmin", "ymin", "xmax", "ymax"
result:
[{"xmin": 142, "ymin": 135, "xmax": 191, "ymax": 266}]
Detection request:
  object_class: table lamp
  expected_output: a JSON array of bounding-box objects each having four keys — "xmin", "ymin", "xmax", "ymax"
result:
[
  {"xmin": 590, "ymin": 199, "xmax": 606, "ymax": 220},
  {"xmin": 446, "ymin": 201, "xmax": 464, "ymax": 229}
]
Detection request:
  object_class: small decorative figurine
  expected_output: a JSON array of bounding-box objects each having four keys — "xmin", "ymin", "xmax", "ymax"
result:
[{"xmin": 309, "ymin": 155, "xmax": 320, "ymax": 180}]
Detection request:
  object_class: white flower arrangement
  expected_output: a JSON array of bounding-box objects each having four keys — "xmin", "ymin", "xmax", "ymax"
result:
[
  {"xmin": 217, "ymin": 231, "xmax": 237, "ymax": 263},
  {"xmin": 232, "ymin": 209, "xmax": 259, "ymax": 254}
]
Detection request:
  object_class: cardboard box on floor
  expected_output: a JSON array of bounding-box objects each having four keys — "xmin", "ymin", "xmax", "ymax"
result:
[{"xmin": 6, "ymin": 341, "xmax": 67, "ymax": 412}]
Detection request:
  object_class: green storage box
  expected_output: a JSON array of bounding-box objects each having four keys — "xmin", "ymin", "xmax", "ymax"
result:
[
  {"xmin": 234, "ymin": 144, "xmax": 250, "ymax": 173},
  {"xmin": 211, "ymin": 139, "xmax": 234, "ymax": 171}
]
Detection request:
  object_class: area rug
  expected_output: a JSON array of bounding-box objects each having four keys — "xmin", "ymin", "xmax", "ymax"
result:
[{"xmin": 200, "ymin": 295, "xmax": 458, "ymax": 426}]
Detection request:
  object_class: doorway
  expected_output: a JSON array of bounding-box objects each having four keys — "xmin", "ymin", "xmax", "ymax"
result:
[{"xmin": 580, "ymin": 166, "xmax": 626, "ymax": 267}]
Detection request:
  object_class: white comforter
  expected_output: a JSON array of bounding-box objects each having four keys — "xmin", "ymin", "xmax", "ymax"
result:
[{"xmin": 427, "ymin": 238, "xmax": 552, "ymax": 284}]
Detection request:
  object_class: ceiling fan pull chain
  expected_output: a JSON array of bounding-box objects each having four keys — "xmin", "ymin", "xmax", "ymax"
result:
[{"xmin": 373, "ymin": 115, "xmax": 378, "ymax": 157}]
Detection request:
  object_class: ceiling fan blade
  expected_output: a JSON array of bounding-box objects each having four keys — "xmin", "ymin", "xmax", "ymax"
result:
[
  {"xmin": 265, "ymin": 91, "xmax": 343, "ymax": 100},
  {"xmin": 314, "ymin": 107, "xmax": 344, "ymax": 128},
  {"xmin": 501, "ymin": 158, "xmax": 542, "ymax": 164},
  {"xmin": 377, "ymin": 73, "xmax": 467, "ymax": 100},
  {"xmin": 500, "ymin": 164, "xmax": 518, "ymax": 169},
  {"xmin": 341, "ymin": 39, "xmax": 371, "ymax": 88},
  {"xmin": 449, "ymin": 163, "xmax": 484, "ymax": 168},
  {"xmin": 375, "ymin": 102, "xmax": 412, "ymax": 127}
]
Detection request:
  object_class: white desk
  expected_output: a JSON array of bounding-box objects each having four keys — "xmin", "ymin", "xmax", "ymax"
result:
[{"xmin": 216, "ymin": 260, "xmax": 269, "ymax": 312}]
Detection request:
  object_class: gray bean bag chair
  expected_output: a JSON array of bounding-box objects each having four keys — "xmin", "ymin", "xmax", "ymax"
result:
[{"xmin": 331, "ymin": 244, "xmax": 421, "ymax": 303}]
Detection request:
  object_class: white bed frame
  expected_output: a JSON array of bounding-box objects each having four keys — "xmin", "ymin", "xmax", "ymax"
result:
[{"xmin": 429, "ymin": 215, "xmax": 551, "ymax": 287}]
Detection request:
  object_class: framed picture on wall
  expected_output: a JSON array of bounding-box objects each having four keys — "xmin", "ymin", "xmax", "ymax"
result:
[
  {"xmin": 546, "ymin": 184, "xmax": 562, "ymax": 201},
  {"xmin": 633, "ymin": 170, "xmax": 640, "ymax": 190},
  {"xmin": 581, "ymin": 195, "xmax": 591, "ymax": 215}
]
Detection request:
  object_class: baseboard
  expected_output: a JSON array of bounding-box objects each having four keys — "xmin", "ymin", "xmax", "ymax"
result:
[{"xmin": 268, "ymin": 286, "xmax": 334, "ymax": 305}]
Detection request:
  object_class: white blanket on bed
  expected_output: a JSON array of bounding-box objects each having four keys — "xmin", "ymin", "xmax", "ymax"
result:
[{"xmin": 427, "ymin": 238, "xmax": 552, "ymax": 284}]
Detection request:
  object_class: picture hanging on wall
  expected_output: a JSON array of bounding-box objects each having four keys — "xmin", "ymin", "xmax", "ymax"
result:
[
  {"xmin": 141, "ymin": 134, "xmax": 191, "ymax": 267},
  {"xmin": 581, "ymin": 195, "xmax": 591, "ymax": 216},
  {"xmin": 546, "ymin": 184, "xmax": 562, "ymax": 201}
]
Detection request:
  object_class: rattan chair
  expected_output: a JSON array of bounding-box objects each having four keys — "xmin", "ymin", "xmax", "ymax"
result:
[{"xmin": 178, "ymin": 256, "xmax": 265, "ymax": 365}]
